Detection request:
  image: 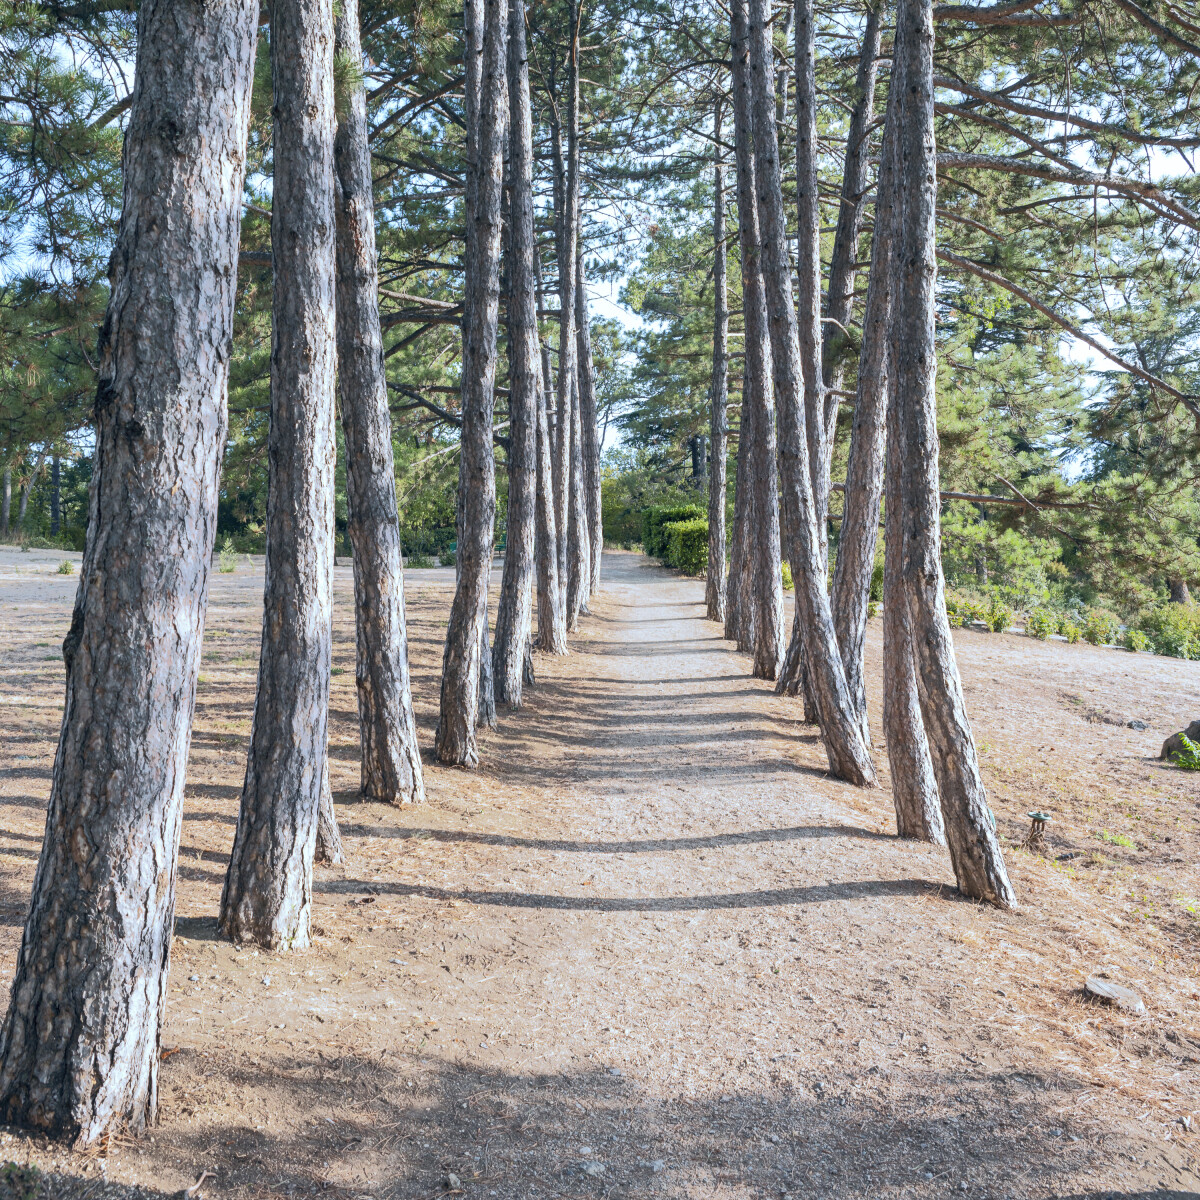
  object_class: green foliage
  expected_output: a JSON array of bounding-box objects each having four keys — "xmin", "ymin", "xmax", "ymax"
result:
[
  {"xmin": 641, "ymin": 504, "xmax": 704, "ymax": 560},
  {"xmin": 1025, "ymin": 606, "xmax": 1056, "ymax": 639},
  {"xmin": 1135, "ymin": 604, "xmax": 1200, "ymax": 659},
  {"xmin": 985, "ymin": 597, "xmax": 1013, "ymax": 633},
  {"xmin": 406, "ymin": 553, "xmax": 435, "ymax": 569},
  {"xmin": 781, "ymin": 561, "xmax": 793, "ymax": 592},
  {"xmin": 1082, "ymin": 608, "xmax": 1119, "ymax": 646},
  {"xmin": 1171, "ymin": 733, "xmax": 1200, "ymax": 771},
  {"xmin": 945, "ymin": 593, "xmax": 986, "ymax": 628},
  {"xmin": 0, "ymin": 1162, "xmax": 41, "ymax": 1200},
  {"xmin": 664, "ymin": 518, "xmax": 707, "ymax": 575},
  {"xmin": 218, "ymin": 537, "xmax": 237, "ymax": 574},
  {"xmin": 1059, "ymin": 616, "xmax": 1083, "ymax": 644},
  {"xmin": 438, "ymin": 550, "xmax": 456, "ymax": 567},
  {"xmin": 1121, "ymin": 627, "xmax": 1151, "ymax": 652},
  {"xmin": 1098, "ymin": 829, "xmax": 1136, "ymax": 849},
  {"xmin": 55, "ymin": 557, "xmax": 72, "ymax": 574}
]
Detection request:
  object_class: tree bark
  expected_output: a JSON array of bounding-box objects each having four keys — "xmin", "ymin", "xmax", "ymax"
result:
[
  {"xmin": 221, "ymin": 0, "xmax": 339, "ymax": 949},
  {"xmin": 746, "ymin": 0, "xmax": 876, "ymax": 785},
  {"xmin": 333, "ymin": 0, "xmax": 424, "ymax": 805},
  {"xmin": 724, "ymin": 370, "xmax": 752, "ymax": 646},
  {"xmin": 730, "ymin": 0, "xmax": 784, "ymax": 680},
  {"xmin": 434, "ymin": 0, "xmax": 507, "ymax": 766},
  {"xmin": 314, "ymin": 756, "xmax": 345, "ymax": 865},
  {"xmin": 549, "ymin": 119, "xmax": 574, "ymax": 596},
  {"xmin": 0, "ymin": 0, "xmax": 257, "ymax": 1142},
  {"xmin": 707, "ymin": 122, "xmax": 730, "ymax": 625},
  {"xmin": 576, "ymin": 256, "xmax": 602, "ymax": 594},
  {"xmin": 1, "ymin": 467, "xmax": 9, "ymax": 537},
  {"xmin": 534, "ymin": 255, "xmax": 567, "ymax": 652},
  {"xmin": 889, "ymin": 0, "xmax": 1014, "ymax": 903},
  {"xmin": 1170, "ymin": 577, "xmax": 1192, "ymax": 604},
  {"xmin": 492, "ymin": 0, "xmax": 539, "ymax": 706},
  {"xmin": 49, "ymin": 455, "xmax": 61, "ymax": 537},
  {"xmin": 17, "ymin": 450, "xmax": 45, "ymax": 530}
]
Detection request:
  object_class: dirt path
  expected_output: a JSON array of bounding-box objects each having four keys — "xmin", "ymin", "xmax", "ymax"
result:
[{"xmin": 0, "ymin": 548, "xmax": 1198, "ymax": 1199}]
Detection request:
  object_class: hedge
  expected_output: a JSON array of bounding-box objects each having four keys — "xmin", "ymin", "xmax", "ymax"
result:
[
  {"xmin": 641, "ymin": 504, "xmax": 704, "ymax": 559},
  {"xmin": 665, "ymin": 518, "xmax": 708, "ymax": 575}
]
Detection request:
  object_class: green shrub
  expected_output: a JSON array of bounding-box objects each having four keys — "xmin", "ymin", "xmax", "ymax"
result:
[
  {"xmin": 406, "ymin": 553, "xmax": 435, "ymax": 568},
  {"xmin": 641, "ymin": 504, "xmax": 704, "ymax": 560},
  {"xmin": 439, "ymin": 549, "xmax": 456, "ymax": 567},
  {"xmin": 1060, "ymin": 618, "xmax": 1082, "ymax": 643},
  {"xmin": 867, "ymin": 599, "xmax": 880, "ymax": 618},
  {"xmin": 986, "ymin": 597, "xmax": 1013, "ymax": 633},
  {"xmin": 218, "ymin": 536, "xmax": 237, "ymax": 573},
  {"xmin": 1172, "ymin": 733, "xmax": 1200, "ymax": 771},
  {"xmin": 664, "ymin": 518, "xmax": 708, "ymax": 575},
  {"xmin": 1136, "ymin": 604, "xmax": 1200, "ymax": 659},
  {"xmin": 1121, "ymin": 627, "xmax": 1150, "ymax": 652},
  {"xmin": 781, "ymin": 561, "xmax": 793, "ymax": 591},
  {"xmin": 56, "ymin": 558, "xmax": 74, "ymax": 575},
  {"xmin": 1082, "ymin": 608, "xmax": 1119, "ymax": 646},
  {"xmin": 1025, "ymin": 606, "xmax": 1056, "ymax": 640}
]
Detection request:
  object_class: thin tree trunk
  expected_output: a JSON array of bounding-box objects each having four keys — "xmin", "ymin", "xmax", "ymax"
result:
[
  {"xmin": 724, "ymin": 376, "xmax": 751, "ymax": 646},
  {"xmin": 1, "ymin": 467, "xmax": 10, "ymax": 537},
  {"xmin": 315, "ymin": 756, "xmax": 345, "ymax": 865},
  {"xmin": 730, "ymin": 0, "xmax": 784, "ymax": 680},
  {"xmin": 0, "ymin": 0, "xmax": 257, "ymax": 1142},
  {"xmin": 477, "ymin": 596, "xmax": 497, "ymax": 726},
  {"xmin": 1170, "ymin": 577, "xmax": 1192, "ymax": 604},
  {"xmin": 566, "ymin": 361, "xmax": 590, "ymax": 628},
  {"xmin": 576, "ymin": 257, "xmax": 602, "ymax": 594},
  {"xmin": 435, "ymin": 0, "xmax": 507, "ymax": 766},
  {"xmin": 17, "ymin": 450, "xmax": 45, "ymax": 530},
  {"xmin": 49, "ymin": 455, "xmax": 61, "ymax": 537},
  {"xmin": 889, "ymin": 0, "xmax": 1014, "ymax": 903},
  {"xmin": 334, "ymin": 0, "xmax": 424, "ymax": 805},
  {"xmin": 549, "ymin": 118, "xmax": 574, "ymax": 594},
  {"xmin": 707, "ymin": 121, "xmax": 730, "ymax": 625},
  {"xmin": 221, "ymin": 0, "xmax": 339, "ymax": 949},
  {"xmin": 493, "ymin": 0, "xmax": 539, "ymax": 705},
  {"xmin": 746, "ymin": 0, "xmax": 876, "ymax": 785},
  {"xmin": 534, "ymin": 255, "xmax": 567, "ymax": 652}
]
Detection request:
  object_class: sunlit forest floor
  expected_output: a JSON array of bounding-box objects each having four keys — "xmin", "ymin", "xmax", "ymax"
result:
[{"xmin": 0, "ymin": 546, "xmax": 1198, "ymax": 1199}]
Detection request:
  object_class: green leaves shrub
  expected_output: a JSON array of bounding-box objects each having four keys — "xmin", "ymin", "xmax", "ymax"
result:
[{"xmin": 664, "ymin": 518, "xmax": 708, "ymax": 575}]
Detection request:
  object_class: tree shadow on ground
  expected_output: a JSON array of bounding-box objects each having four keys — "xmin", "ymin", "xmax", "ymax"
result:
[{"xmin": 9, "ymin": 1049, "xmax": 1195, "ymax": 1199}]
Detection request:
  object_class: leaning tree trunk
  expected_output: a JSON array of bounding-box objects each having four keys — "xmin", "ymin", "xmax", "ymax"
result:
[
  {"xmin": 888, "ymin": 0, "xmax": 1014, "ymax": 904},
  {"xmin": 534, "ymin": 255, "xmax": 567, "ymax": 652},
  {"xmin": 730, "ymin": 0, "xmax": 783, "ymax": 680},
  {"xmin": 435, "ymin": 0, "xmax": 507, "ymax": 766},
  {"xmin": 706, "ymin": 124, "xmax": 730, "ymax": 625},
  {"xmin": 0, "ymin": 0, "xmax": 258, "ymax": 1143},
  {"xmin": 333, "ymin": 0, "xmax": 424, "ymax": 804},
  {"xmin": 576, "ymin": 257, "xmax": 603, "ymax": 594},
  {"xmin": 221, "ymin": 0, "xmax": 339, "ymax": 949},
  {"xmin": 492, "ymin": 0, "xmax": 540, "ymax": 706},
  {"xmin": 745, "ymin": 0, "xmax": 875, "ymax": 786},
  {"xmin": 315, "ymin": 755, "xmax": 345, "ymax": 865}
]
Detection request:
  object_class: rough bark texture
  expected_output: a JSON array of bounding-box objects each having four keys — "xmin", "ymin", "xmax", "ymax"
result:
[
  {"xmin": 1170, "ymin": 577, "xmax": 1192, "ymax": 604},
  {"xmin": 333, "ymin": 0, "xmax": 424, "ymax": 804},
  {"xmin": 724, "ymin": 369, "xmax": 751, "ymax": 646},
  {"xmin": 534, "ymin": 257, "xmax": 567, "ymax": 653},
  {"xmin": 566, "ymin": 353, "xmax": 591, "ymax": 629},
  {"xmin": 435, "ymin": 0, "xmax": 507, "ymax": 765},
  {"xmin": 706, "ymin": 135, "xmax": 730, "ymax": 625},
  {"xmin": 0, "ymin": 0, "xmax": 258, "ymax": 1142},
  {"xmin": 576, "ymin": 258, "xmax": 602, "ymax": 595},
  {"xmin": 221, "ymin": 0, "xmax": 339, "ymax": 950},
  {"xmin": 314, "ymin": 757, "xmax": 345, "ymax": 865},
  {"xmin": 746, "ymin": 0, "xmax": 876, "ymax": 786},
  {"xmin": 549, "ymin": 123, "xmax": 574, "ymax": 595},
  {"xmin": 889, "ymin": 0, "xmax": 1015, "ymax": 903},
  {"xmin": 49, "ymin": 456, "xmax": 60, "ymax": 537},
  {"xmin": 1, "ymin": 467, "xmax": 10, "ymax": 536},
  {"xmin": 730, "ymin": 0, "xmax": 784, "ymax": 680},
  {"xmin": 492, "ymin": 0, "xmax": 540, "ymax": 706}
]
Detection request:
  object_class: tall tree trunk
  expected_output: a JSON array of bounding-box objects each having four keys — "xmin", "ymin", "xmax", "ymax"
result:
[
  {"xmin": 534, "ymin": 255, "xmax": 567, "ymax": 652},
  {"xmin": 888, "ymin": 0, "xmax": 1014, "ymax": 904},
  {"xmin": 49, "ymin": 455, "xmax": 61, "ymax": 537},
  {"xmin": 706, "ymin": 128, "xmax": 729, "ymax": 625},
  {"xmin": 477, "ymin": 597, "xmax": 497, "ymax": 726},
  {"xmin": 17, "ymin": 450, "xmax": 45, "ymax": 530},
  {"xmin": 434, "ymin": 0, "xmax": 507, "ymax": 765},
  {"xmin": 0, "ymin": 0, "xmax": 258, "ymax": 1143},
  {"xmin": 828, "ymin": 8, "xmax": 887, "ymax": 746},
  {"xmin": 1169, "ymin": 577, "xmax": 1192, "ymax": 604},
  {"xmin": 1, "ymin": 467, "xmax": 10, "ymax": 537},
  {"xmin": 549, "ymin": 120, "xmax": 573, "ymax": 595},
  {"xmin": 221, "ymin": 0, "xmax": 338, "ymax": 949},
  {"xmin": 746, "ymin": 0, "xmax": 876, "ymax": 785},
  {"xmin": 333, "ymin": 0, "xmax": 424, "ymax": 805},
  {"xmin": 730, "ymin": 0, "xmax": 784, "ymax": 680},
  {"xmin": 493, "ymin": 0, "xmax": 539, "ymax": 705},
  {"xmin": 576, "ymin": 257, "xmax": 602, "ymax": 594},
  {"xmin": 724, "ymin": 373, "xmax": 752, "ymax": 646},
  {"xmin": 314, "ymin": 755, "xmax": 345, "ymax": 865}
]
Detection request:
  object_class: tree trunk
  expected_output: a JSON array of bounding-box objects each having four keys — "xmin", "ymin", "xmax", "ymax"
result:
[
  {"xmin": 730, "ymin": 0, "xmax": 784, "ymax": 680},
  {"xmin": 492, "ymin": 0, "xmax": 539, "ymax": 705},
  {"xmin": 576, "ymin": 256, "xmax": 603, "ymax": 594},
  {"xmin": 1, "ymin": 467, "xmax": 9, "ymax": 536},
  {"xmin": 333, "ymin": 0, "xmax": 424, "ymax": 805},
  {"xmin": 1170, "ymin": 577, "xmax": 1192, "ymax": 604},
  {"xmin": 220, "ymin": 0, "xmax": 339, "ymax": 949},
  {"xmin": 566, "ymin": 355, "xmax": 591, "ymax": 628},
  {"xmin": 477, "ymin": 596, "xmax": 497, "ymax": 726},
  {"xmin": 706, "ymin": 129, "xmax": 729, "ymax": 625},
  {"xmin": 746, "ymin": 0, "xmax": 876, "ymax": 785},
  {"xmin": 724, "ymin": 372, "xmax": 752, "ymax": 646},
  {"xmin": 888, "ymin": 0, "xmax": 1014, "ymax": 904},
  {"xmin": 314, "ymin": 756, "xmax": 345, "ymax": 865},
  {"xmin": 534, "ymin": 256, "xmax": 567, "ymax": 652},
  {"xmin": 17, "ymin": 450, "xmax": 45, "ymax": 530},
  {"xmin": 434, "ymin": 0, "xmax": 507, "ymax": 766},
  {"xmin": 0, "ymin": 0, "xmax": 257, "ymax": 1143},
  {"xmin": 49, "ymin": 455, "xmax": 61, "ymax": 537},
  {"xmin": 549, "ymin": 121, "xmax": 574, "ymax": 596}
]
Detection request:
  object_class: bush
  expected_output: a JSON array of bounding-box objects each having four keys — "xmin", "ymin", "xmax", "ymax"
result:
[
  {"xmin": 439, "ymin": 550, "xmax": 456, "ymax": 567},
  {"xmin": 1082, "ymin": 608, "xmax": 1119, "ymax": 646},
  {"xmin": 56, "ymin": 558, "xmax": 74, "ymax": 575},
  {"xmin": 1059, "ymin": 617, "xmax": 1082, "ymax": 643},
  {"xmin": 781, "ymin": 561, "xmax": 793, "ymax": 591},
  {"xmin": 641, "ymin": 504, "xmax": 704, "ymax": 560},
  {"xmin": 664, "ymin": 518, "xmax": 708, "ymax": 575},
  {"xmin": 945, "ymin": 593, "xmax": 987, "ymax": 628},
  {"xmin": 1136, "ymin": 603, "xmax": 1200, "ymax": 659},
  {"xmin": 406, "ymin": 553, "xmax": 435, "ymax": 568},
  {"xmin": 1121, "ymin": 627, "xmax": 1150, "ymax": 652},
  {"xmin": 986, "ymin": 597, "xmax": 1013, "ymax": 633},
  {"xmin": 218, "ymin": 536, "xmax": 237, "ymax": 573},
  {"xmin": 1172, "ymin": 733, "xmax": 1200, "ymax": 771},
  {"xmin": 1025, "ymin": 606, "xmax": 1056, "ymax": 639}
]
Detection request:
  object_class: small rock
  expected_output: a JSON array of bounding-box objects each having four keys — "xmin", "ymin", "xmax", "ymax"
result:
[
  {"xmin": 1128, "ymin": 719, "xmax": 1149, "ymax": 731},
  {"xmin": 188, "ymin": 975, "xmax": 199, "ymax": 982},
  {"xmin": 1084, "ymin": 975, "xmax": 1146, "ymax": 1014},
  {"xmin": 579, "ymin": 1160, "xmax": 605, "ymax": 1177},
  {"xmin": 607, "ymin": 1067, "xmax": 623, "ymax": 1076},
  {"xmin": 1179, "ymin": 1115, "xmax": 1193, "ymax": 1131},
  {"xmin": 1160, "ymin": 719, "xmax": 1200, "ymax": 761},
  {"xmin": 579, "ymin": 1146, "xmax": 593, "ymax": 1154},
  {"xmin": 261, "ymin": 975, "xmax": 271, "ymax": 987},
  {"xmin": 444, "ymin": 1172, "xmax": 462, "ymax": 1190},
  {"xmin": 650, "ymin": 1159, "xmax": 665, "ymax": 1174}
]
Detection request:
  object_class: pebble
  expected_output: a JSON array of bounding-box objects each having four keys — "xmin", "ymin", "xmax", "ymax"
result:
[
  {"xmin": 579, "ymin": 1160, "xmax": 605, "ymax": 1177},
  {"xmin": 650, "ymin": 1160, "xmax": 665, "ymax": 1174}
]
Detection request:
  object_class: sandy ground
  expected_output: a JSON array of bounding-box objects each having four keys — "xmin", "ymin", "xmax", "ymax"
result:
[{"xmin": 0, "ymin": 544, "xmax": 1198, "ymax": 1200}]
